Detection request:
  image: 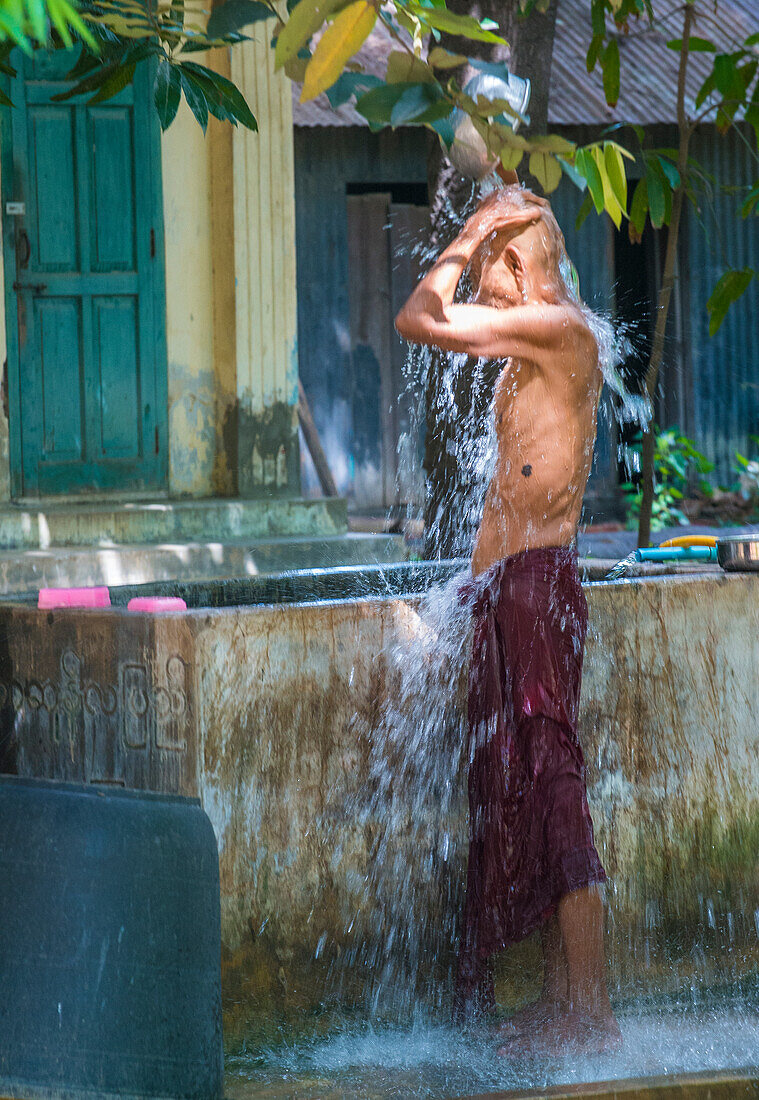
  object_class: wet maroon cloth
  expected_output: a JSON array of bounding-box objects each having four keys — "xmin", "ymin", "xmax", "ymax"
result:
[{"xmin": 455, "ymin": 545, "xmax": 606, "ymax": 1018}]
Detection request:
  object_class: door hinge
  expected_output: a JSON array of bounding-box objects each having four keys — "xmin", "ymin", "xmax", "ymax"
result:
[
  {"xmin": 155, "ymin": 426, "xmax": 159, "ymax": 454},
  {"xmin": 150, "ymin": 228, "xmax": 156, "ymax": 259}
]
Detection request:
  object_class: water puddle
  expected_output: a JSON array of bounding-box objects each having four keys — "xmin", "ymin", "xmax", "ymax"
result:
[{"xmin": 225, "ymin": 1001, "xmax": 759, "ymax": 1098}]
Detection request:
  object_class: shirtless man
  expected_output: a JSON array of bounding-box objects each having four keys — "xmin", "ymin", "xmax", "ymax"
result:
[{"xmin": 395, "ymin": 182, "xmax": 621, "ymax": 1057}]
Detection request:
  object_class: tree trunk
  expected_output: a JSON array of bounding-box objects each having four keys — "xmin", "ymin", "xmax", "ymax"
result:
[
  {"xmin": 636, "ymin": 4, "xmax": 693, "ymax": 548},
  {"xmin": 423, "ymin": 0, "xmax": 558, "ymax": 558}
]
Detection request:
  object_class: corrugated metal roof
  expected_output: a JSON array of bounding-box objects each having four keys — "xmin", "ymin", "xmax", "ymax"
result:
[{"xmin": 293, "ymin": 0, "xmax": 759, "ymax": 127}]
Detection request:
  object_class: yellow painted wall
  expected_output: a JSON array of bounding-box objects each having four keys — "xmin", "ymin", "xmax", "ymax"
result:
[{"xmin": 161, "ymin": 93, "xmax": 218, "ymax": 498}]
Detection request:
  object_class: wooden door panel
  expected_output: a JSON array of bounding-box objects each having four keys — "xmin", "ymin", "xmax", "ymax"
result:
[
  {"xmin": 29, "ymin": 105, "xmax": 79, "ymax": 272},
  {"xmin": 93, "ymin": 296, "xmax": 141, "ymax": 459},
  {"xmin": 89, "ymin": 107, "xmax": 136, "ymax": 272},
  {"xmin": 37, "ymin": 297, "xmax": 83, "ymax": 461}
]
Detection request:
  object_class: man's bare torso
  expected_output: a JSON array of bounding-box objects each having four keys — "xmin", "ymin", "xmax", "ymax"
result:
[
  {"xmin": 394, "ymin": 186, "xmax": 602, "ymax": 574},
  {"xmin": 467, "ymin": 212, "xmax": 601, "ymax": 574},
  {"xmin": 472, "ymin": 315, "xmax": 601, "ymax": 574}
]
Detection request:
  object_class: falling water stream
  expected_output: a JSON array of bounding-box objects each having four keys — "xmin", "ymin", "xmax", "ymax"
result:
[{"xmin": 226, "ymin": 184, "xmax": 759, "ymax": 1098}]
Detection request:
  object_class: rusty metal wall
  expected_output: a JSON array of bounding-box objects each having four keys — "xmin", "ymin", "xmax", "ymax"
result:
[
  {"xmin": 683, "ymin": 125, "xmax": 759, "ymax": 483},
  {"xmin": 551, "ymin": 175, "xmax": 618, "ymax": 507}
]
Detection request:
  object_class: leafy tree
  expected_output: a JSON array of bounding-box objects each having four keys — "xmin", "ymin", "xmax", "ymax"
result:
[{"xmin": 584, "ymin": 0, "xmax": 759, "ymax": 547}]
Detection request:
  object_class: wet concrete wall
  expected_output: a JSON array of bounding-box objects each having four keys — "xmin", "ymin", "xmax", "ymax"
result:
[{"xmin": 2, "ymin": 572, "xmax": 758, "ymax": 1036}]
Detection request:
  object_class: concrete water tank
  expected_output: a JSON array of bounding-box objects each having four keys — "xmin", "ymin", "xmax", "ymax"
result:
[{"xmin": 0, "ymin": 775, "xmax": 223, "ymax": 1099}]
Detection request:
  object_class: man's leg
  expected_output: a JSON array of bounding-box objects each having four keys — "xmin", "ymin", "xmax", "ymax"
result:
[
  {"xmin": 498, "ymin": 916, "xmax": 567, "ymax": 1035},
  {"xmin": 558, "ymin": 886, "xmax": 617, "ymax": 1023},
  {"xmin": 498, "ymin": 886, "xmax": 621, "ymax": 1056}
]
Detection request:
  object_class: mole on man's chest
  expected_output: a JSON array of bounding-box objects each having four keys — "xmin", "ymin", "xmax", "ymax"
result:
[{"xmin": 521, "ymin": 464, "xmax": 533, "ymax": 478}]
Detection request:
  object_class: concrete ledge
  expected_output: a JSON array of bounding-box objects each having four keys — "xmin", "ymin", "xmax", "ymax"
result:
[
  {"xmin": 0, "ymin": 496, "xmax": 348, "ymax": 549},
  {"xmin": 0, "ymin": 533, "xmax": 407, "ymax": 596},
  {"xmin": 465, "ymin": 1066, "xmax": 759, "ymax": 1099}
]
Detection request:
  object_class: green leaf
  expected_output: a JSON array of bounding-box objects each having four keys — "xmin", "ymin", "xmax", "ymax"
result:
[
  {"xmin": 355, "ymin": 81, "xmax": 411, "ymax": 124},
  {"xmin": 575, "ymin": 147, "xmax": 604, "ymax": 214},
  {"xmin": 407, "ymin": 4, "xmax": 506, "ymax": 43},
  {"xmin": 207, "ymin": 0, "xmax": 272, "ymax": 37},
  {"xmin": 51, "ymin": 59, "xmax": 122, "ymax": 102},
  {"xmin": 325, "ymin": 69, "xmax": 380, "ymax": 107},
  {"xmin": 389, "ymin": 81, "xmax": 449, "ymax": 126},
  {"xmin": 592, "ymin": 144, "xmax": 622, "ymax": 227},
  {"xmin": 742, "ymin": 181, "xmax": 759, "ymax": 218},
  {"xmin": 427, "ymin": 46, "xmax": 466, "ymax": 69},
  {"xmin": 630, "ymin": 176, "xmax": 648, "ymax": 236},
  {"xmin": 64, "ymin": 46, "xmax": 101, "ymax": 83},
  {"xmin": 87, "ymin": 60, "xmax": 136, "ymax": 104},
  {"xmin": 181, "ymin": 61, "xmax": 258, "ymax": 129},
  {"xmin": 645, "ymin": 161, "xmax": 666, "ymax": 227},
  {"xmin": 575, "ymin": 189, "xmax": 593, "ymax": 230},
  {"xmin": 586, "ymin": 33, "xmax": 603, "ymax": 73},
  {"xmin": 666, "ymin": 36, "xmax": 716, "ymax": 52},
  {"xmin": 430, "ymin": 113, "xmax": 455, "ymax": 148},
  {"xmin": 154, "ymin": 57, "xmax": 181, "ymax": 130},
  {"xmin": 655, "ymin": 154, "xmax": 680, "ymax": 190},
  {"xmin": 179, "ymin": 67, "xmax": 209, "ymax": 131},
  {"xmin": 557, "ymin": 155, "xmax": 585, "ymax": 190},
  {"xmin": 713, "ymin": 53, "xmax": 746, "ymax": 101},
  {"xmin": 529, "ymin": 133, "xmax": 575, "ymax": 156},
  {"xmin": 529, "ymin": 150, "xmax": 562, "ymax": 193},
  {"xmin": 707, "ymin": 268, "xmax": 755, "ymax": 336},
  {"xmin": 386, "ymin": 50, "xmax": 435, "ymax": 84},
  {"xmin": 604, "ymin": 141, "xmax": 627, "ymax": 212},
  {"xmin": 601, "ymin": 37, "xmax": 620, "ymax": 107}
]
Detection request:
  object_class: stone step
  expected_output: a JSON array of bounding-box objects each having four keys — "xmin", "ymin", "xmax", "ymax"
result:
[
  {"xmin": 0, "ymin": 496, "xmax": 347, "ymax": 549},
  {"xmin": 0, "ymin": 533, "xmax": 407, "ymax": 598}
]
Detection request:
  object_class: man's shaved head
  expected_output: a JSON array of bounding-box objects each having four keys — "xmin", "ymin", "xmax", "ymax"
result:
[{"xmin": 469, "ymin": 186, "xmax": 573, "ymax": 307}]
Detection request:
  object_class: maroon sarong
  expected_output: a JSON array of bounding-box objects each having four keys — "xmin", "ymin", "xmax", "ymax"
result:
[{"xmin": 455, "ymin": 545, "xmax": 606, "ymax": 1017}]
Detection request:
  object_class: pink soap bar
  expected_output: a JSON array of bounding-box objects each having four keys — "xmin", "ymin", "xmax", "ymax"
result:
[
  {"xmin": 127, "ymin": 596, "xmax": 187, "ymax": 612},
  {"xmin": 38, "ymin": 586, "xmax": 111, "ymax": 609}
]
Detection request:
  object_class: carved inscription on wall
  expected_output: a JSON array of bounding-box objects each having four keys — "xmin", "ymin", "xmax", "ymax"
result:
[{"xmin": 11, "ymin": 648, "xmax": 195, "ymax": 794}]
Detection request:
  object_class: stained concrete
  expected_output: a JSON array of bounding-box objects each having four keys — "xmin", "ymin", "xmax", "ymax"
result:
[{"xmin": 1, "ymin": 571, "xmax": 758, "ymax": 1035}]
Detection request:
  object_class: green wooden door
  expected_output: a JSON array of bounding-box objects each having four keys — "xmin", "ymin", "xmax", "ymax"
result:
[{"xmin": 1, "ymin": 50, "xmax": 167, "ymax": 497}]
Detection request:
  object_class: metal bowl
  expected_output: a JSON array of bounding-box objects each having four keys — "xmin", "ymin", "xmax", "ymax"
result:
[
  {"xmin": 447, "ymin": 70, "xmax": 531, "ymax": 181},
  {"xmin": 716, "ymin": 533, "xmax": 759, "ymax": 571}
]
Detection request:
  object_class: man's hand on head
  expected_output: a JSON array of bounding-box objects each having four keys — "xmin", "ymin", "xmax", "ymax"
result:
[{"xmin": 467, "ymin": 190, "xmax": 543, "ymax": 242}]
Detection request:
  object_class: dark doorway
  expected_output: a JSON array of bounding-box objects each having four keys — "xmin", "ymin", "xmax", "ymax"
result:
[{"xmin": 345, "ymin": 187, "xmax": 429, "ymax": 510}]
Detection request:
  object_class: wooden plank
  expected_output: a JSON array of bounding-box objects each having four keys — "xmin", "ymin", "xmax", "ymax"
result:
[
  {"xmin": 346, "ymin": 192, "xmax": 394, "ymax": 508},
  {"xmin": 389, "ymin": 202, "xmax": 429, "ymax": 507}
]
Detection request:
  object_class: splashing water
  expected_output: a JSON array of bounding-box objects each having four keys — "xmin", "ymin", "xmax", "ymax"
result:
[
  {"xmin": 229, "ymin": 188, "xmax": 703, "ymax": 1095},
  {"xmin": 227, "ymin": 1001, "xmax": 759, "ymax": 1099}
]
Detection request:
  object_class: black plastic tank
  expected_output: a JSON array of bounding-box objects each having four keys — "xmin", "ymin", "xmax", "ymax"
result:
[{"xmin": 0, "ymin": 775, "xmax": 223, "ymax": 1099}]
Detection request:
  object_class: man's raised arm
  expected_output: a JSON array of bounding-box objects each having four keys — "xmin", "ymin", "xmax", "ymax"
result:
[{"xmin": 395, "ymin": 193, "xmax": 547, "ymax": 353}]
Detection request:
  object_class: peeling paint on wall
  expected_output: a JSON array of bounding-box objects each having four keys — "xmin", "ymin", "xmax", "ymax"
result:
[{"xmin": 234, "ymin": 394, "xmax": 300, "ymax": 498}]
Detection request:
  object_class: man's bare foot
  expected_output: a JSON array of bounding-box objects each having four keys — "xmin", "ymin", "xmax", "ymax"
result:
[
  {"xmin": 496, "ymin": 997, "xmax": 566, "ymax": 1038},
  {"xmin": 497, "ymin": 1008, "xmax": 622, "ymax": 1059}
]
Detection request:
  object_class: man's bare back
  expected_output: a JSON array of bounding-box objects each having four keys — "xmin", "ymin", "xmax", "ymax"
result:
[{"xmin": 395, "ymin": 185, "xmax": 602, "ymax": 574}]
